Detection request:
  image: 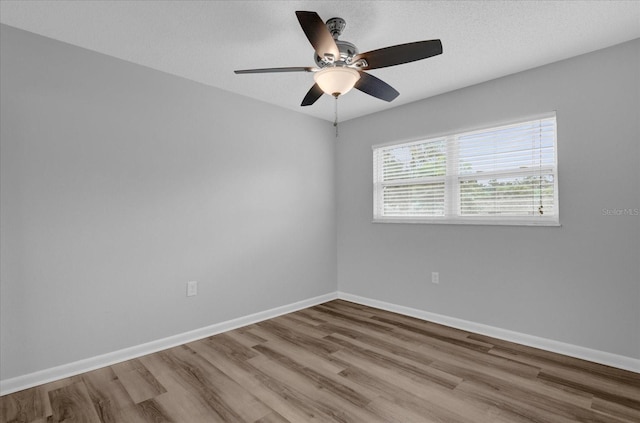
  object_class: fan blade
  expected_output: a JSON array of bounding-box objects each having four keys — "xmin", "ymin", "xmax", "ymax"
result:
[
  {"xmin": 354, "ymin": 40, "xmax": 442, "ymax": 70},
  {"xmin": 301, "ymin": 83, "xmax": 324, "ymax": 106},
  {"xmin": 295, "ymin": 11, "xmax": 340, "ymax": 61},
  {"xmin": 234, "ymin": 67, "xmax": 314, "ymax": 74},
  {"xmin": 354, "ymin": 72, "xmax": 399, "ymax": 102}
]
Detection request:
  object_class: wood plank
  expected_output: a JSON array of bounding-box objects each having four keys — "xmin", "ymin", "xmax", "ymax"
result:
[
  {"xmin": 222, "ymin": 329, "xmax": 267, "ymax": 350},
  {"xmin": 159, "ymin": 345, "xmax": 269, "ymax": 422},
  {"xmin": 248, "ymin": 354, "xmax": 386, "ymax": 423},
  {"xmin": 203, "ymin": 333, "xmax": 260, "ymax": 362},
  {"xmin": 246, "ymin": 325, "xmax": 347, "ymax": 375},
  {"xmin": 252, "ymin": 343, "xmax": 373, "ymax": 409},
  {"xmin": 112, "ymin": 360, "xmax": 167, "ymax": 404},
  {"xmin": 39, "ymin": 375, "xmax": 83, "ymax": 418},
  {"xmin": 325, "ymin": 333, "xmax": 462, "ymax": 390},
  {"xmin": 475, "ymin": 333, "xmax": 640, "ymax": 386},
  {"xmin": 312, "ymin": 304, "xmax": 398, "ymax": 334},
  {"xmin": 253, "ymin": 411, "xmax": 290, "ymax": 423},
  {"xmin": 47, "ymin": 382, "xmax": 102, "ymax": 423},
  {"xmin": 81, "ymin": 365, "xmax": 165, "ymax": 423},
  {"xmin": 139, "ymin": 350, "xmax": 224, "ymax": 421},
  {"xmin": 249, "ymin": 329, "xmax": 381, "ymax": 402},
  {"xmin": 335, "ymin": 360, "xmax": 481, "ymax": 423},
  {"xmin": 188, "ymin": 339, "xmax": 336, "ymax": 423},
  {"xmin": 256, "ymin": 320, "xmax": 338, "ymax": 355},
  {"xmin": 455, "ymin": 377, "xmax": 631, "ymax": 423},
  {"xmin": 319, "ymin": 321, "xmax": 439, "ymax": 367},
  {"xmin": 81, "ymin": 366, "xmax": 126, "ymax": 423},
  {"xmin": 135, "ymin": 398, "xmax": 175, "ymax": 422},
  {"xmin": 0, "ymin": 386, "xmax": 46, "ymax": 423},
  {"xmin": 314, "ymin": 300, "xmax": 378, "ymax": 320},
  {"xmin": 591, "ymin": 396, "xmax": 640, "ymax": 423},
  {"xmin": 538, "ymin": 371, "xmax": 640, "ymax": 411}
]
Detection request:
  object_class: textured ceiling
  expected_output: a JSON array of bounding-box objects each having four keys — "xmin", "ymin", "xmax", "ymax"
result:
[{"xmin": 1, "ymin": 0, "xmax": 639, "ymax": 122}]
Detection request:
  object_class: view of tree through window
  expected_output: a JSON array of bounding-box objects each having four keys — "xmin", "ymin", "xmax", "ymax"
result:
[
  {"xmin": 373, "ymin": 115, "xmax": 558, "ymax": 225},
  {"xmin": 381, "ymin": 139, "xmax": 446, "ymax": 217}
]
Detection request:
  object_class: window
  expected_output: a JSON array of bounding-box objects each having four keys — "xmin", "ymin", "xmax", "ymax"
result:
[{"xmin": 373, "ymin": 114, "xmax": 559, "ymax": 225}]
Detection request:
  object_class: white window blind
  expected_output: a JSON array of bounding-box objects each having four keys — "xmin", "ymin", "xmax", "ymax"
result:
[{"xmin": 373, "ymin": 114, "xmax": 559, "ymax": 225}]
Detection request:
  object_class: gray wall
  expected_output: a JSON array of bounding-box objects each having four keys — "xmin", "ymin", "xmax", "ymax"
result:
[
  {"xmin": 337, "ymin": 39, "xmax": 640, "ymax": 359},
  {"xmin": 0, "ymin": 25, "xmax": 337, "ymax": 380}
]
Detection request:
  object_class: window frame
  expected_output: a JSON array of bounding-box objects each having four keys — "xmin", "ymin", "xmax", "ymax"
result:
[{"xmin": 372, "ymin": 113, "xmax": 560, "ymax": 226}]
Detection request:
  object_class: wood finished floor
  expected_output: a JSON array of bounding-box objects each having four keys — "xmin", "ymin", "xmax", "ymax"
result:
[{"xmin": 2, "ymin": 300, "xmax": 639, "ymax": 423}]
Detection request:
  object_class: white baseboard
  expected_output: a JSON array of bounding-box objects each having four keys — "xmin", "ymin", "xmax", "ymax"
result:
[
  {"xmin": 0, "ymin": 292, "xmax": 338, "ymax": 396},
  {"xmin": 3, "ymin": 290, "xmax": 638, "ymax": 396},
  {"xmin": 337, "ymin": 292, "xmax": 640, "ymax": 374}
]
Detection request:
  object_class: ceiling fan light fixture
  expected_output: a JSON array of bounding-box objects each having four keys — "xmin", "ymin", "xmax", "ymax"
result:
[
  {"xmin": 313, "ymin": 67, "xmax": 360, "ymax": 97},
  {"xmin": 234, "ymin": 11, "xmax": 442, "ymax": 107}
]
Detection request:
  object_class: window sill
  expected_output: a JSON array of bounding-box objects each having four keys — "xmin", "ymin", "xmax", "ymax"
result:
[{"xmin": 372, "ymin": 217, "xmax": 561, "ymax": 227}]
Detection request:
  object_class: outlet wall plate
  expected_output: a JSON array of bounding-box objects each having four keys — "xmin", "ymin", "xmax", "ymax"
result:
[{"xmin": 187, "ymin": 280, "xmax": 198, "ymax": 296}]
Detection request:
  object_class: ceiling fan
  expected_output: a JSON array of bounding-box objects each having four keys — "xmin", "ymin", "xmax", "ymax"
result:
[{"xmin": 234, "ymin": 11, "xmax": 443, "ymax": 107}]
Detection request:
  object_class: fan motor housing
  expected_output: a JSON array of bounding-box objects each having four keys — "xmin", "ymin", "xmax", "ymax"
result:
[{"xmin": 315, "ymin": 39, "xmax": 359, "ymax": 67}]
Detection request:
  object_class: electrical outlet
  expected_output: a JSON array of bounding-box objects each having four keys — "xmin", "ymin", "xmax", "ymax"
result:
[
  {"xmin": 431, "ymin": 272, "xmax": 439, "ymax": 284},
  {"xmin": 187, "ymin": 280, "xmax": 198, "ymax": 297}
]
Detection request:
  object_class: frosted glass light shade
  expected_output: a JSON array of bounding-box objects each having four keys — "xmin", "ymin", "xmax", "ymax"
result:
[{"xmin": 313, "ymin": 67, "xmax": 360, "ymax": 96}]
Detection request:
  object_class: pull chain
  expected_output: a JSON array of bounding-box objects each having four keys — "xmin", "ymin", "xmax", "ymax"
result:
[{"xmin": 333, "ymin": 94, "xmax": 339, "ymax": 138}]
